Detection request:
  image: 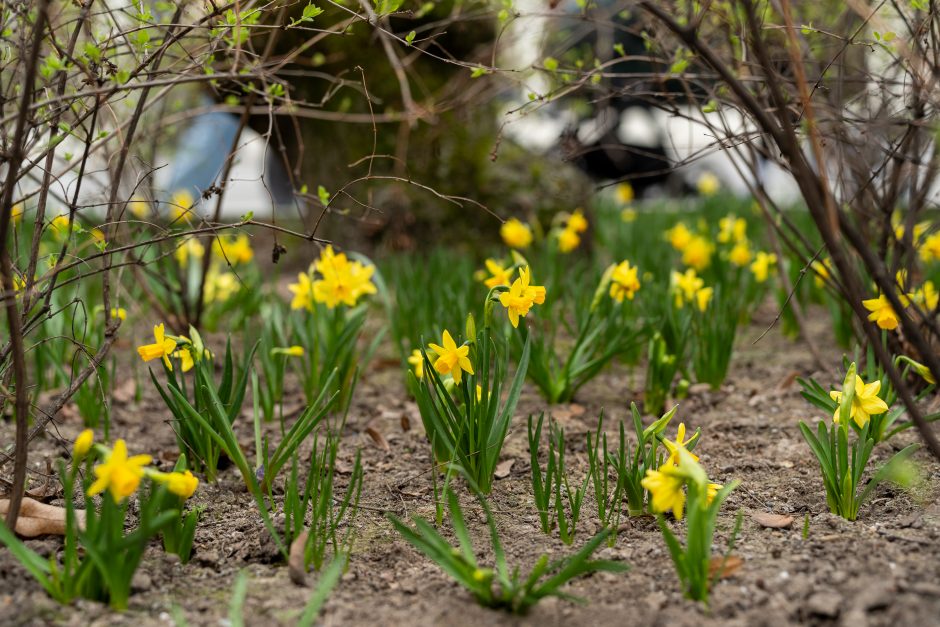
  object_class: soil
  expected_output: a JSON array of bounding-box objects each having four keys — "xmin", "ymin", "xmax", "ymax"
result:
[{"xmin": 1, "ymin": 303, "xmax": 939, "ymax": 627}]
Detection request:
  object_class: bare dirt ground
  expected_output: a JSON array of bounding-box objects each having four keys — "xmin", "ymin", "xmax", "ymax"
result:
[{"xmin": 2, "ymin": 304, "xmax": 939, "ymax": 627}]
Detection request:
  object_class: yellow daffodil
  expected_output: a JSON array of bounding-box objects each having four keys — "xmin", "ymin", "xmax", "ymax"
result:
[
  {"xmin": 920, "ymin": 232, "xmax": 940, "ymax": 262},
  {"xmin": 73, "ymin": 429, "xmax": 94, "ymax": 459},
  {"xmin": 696, "ymin": 172, "xmax": 720, "ymax": 196},
  {"xmin": 128, "ymin": 196, "xmax": 150, "ymax": 219},
  {"xmin": 475, "ymin": 384, "xmax": 483, "ymax": 402},
  {"xmin": 204, "ymin": 270, "xmax": 240, "ymax": 303},
  {"xmin": 500, "ymin": 218, "xmax": 533, "ymax": 249},
  {"xmin": 812, "ymin": 258, "xmax": 832, "ymax": 288},
  {"xmin": 312, "ymin": 245, "xmax": 377, "ymax": 308},
  {"xmin": 616, "ymin": 182, "xmax": 635, "ymax": 204},
  {"xmin": 288, "ymin": 272, "xmax": 314, "ymax": 311},
  {"xmin": 681, "ymin": 235, "xmax": 712, "ymax": 270},
  {"xmin": 666, "ymin": 222, "xmax": 693, "ymax": 251},
  {"xmin": 706, "ymin": 482, "xmax": 722, "ymax": 505},
  {"xmin": 11, "ymin": 203, "xmax": 24, "ymax": 225},
  {"xmin": 609, "ymin": 260, "xmax": 640, "ymax": 302},
  {"xmin": 169, "ymin": 190, "xmax": 195, "ymax": 221},
  {"xmin": 750, "ymin": 251, "xmax": 777, "ymax": 283},
  {"xmin": 110, "ymin": 307, "xmax": 127, "ymax": 321},
  {"xmin": 274, "ymin": 345, "xmax": 305, "ymax": 357},
  {"xmin": 663, "ymin": 423, "xmax": 699, "ymax": 466},
  {"xmin": 481, "ymin": 259, "xmax": 513, "ymax": 289},
  {"xmin": 428, "ymin": 330, "xmax": 473, "ymax": 385},
  {"xmin": 213, "ymin": 233, "xmax": 253, "ymax": 264},
  {"xmin": 12, "ymin": 274, "xmax": 26, "ymax": 292},
  {"xmin": 557, "ymin": 226, "xmax": 580, "ymax": 253},
  {"xmin": 728, "ymin": 241, "xmax": 752, "ymax": 267},
  {"xmin": 695, "ymin": 286, "xmax": 713, "ymax": 312},
  {"xmin": 829, "ymin": 374, "xmax": 889, "ymax": 428},
  {"xmin": 49, "ymin": 215, "xmax": 71, "ymax": 238},
  {"xmin": 154, "ymin": 470, "xmax": 199, "ymax": 499},
  {"xmin": 672, "ymin": 268, "xmax": 703, "ymax": 308},
  {"xmin": 174, "ymin": 347, "xmax": 196, "ymax": 373},
  {"xmin": 498, "ymin": 265, "xmax": 546, "ymax": 327},
  {"xmin": 895, "ymin": 221, "xmax": 929, "ymax": 244},
  {"xmin": 621, "ymin": 208, "xmax": 637, "ymax": 223},
  {"xmin": 87, "ymin": 439, "xmax": 152, "ymax": 503},
  {"xmin": 567, "ymin": 209, "xmax": 588, "ymax": 233},
  {"xmin": 174, "ymin": 238, "xmax": 205, "ymax": 266},
  {"xmin": 641, "ymin": 464, "xmax": 686, "ymax": 520},
  {"xmin": 914, "ymin": 281, "xmax": 938, "ymax": 311},
  {"xmin": 717, "ymin": 214, "xmax": 747, "ymax": 244},
  {"xmin": 408, "ymin": 349, "xmax": 424, "ymax": 379},
  {"xmin": 137, "ymin": 323, "xmax": 178, "ymax": 371},
  {"xmin": 862, "ymin": 293, "xmax": 901, "ymax": 330}
]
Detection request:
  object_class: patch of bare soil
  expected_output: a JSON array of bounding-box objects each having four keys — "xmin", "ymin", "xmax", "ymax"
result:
[{"xmin": 2, "ymin": 305, "xmax": 939, "ymax": 626}]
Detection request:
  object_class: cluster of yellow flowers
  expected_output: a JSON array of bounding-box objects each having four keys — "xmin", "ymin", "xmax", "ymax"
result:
[
  {"xmin": 74, "ymin": 431, "xmax": 198, "ymax": 503},
  {"xmin": 640, "ymin": 422, "xmax": 721, "ymax": 520},
  {"xmin": 862, "ymin": 275, "xmax": 937, "ymax": 331},
  {"xmin": 288, "ymin": 245, "xmax": 377, "ymax": 311},
  {"xmin": 671, "ymin": 268, "xmax": 713, "ymax": 312},
  {"xmin": 173, "ymin": 232, "xmax": 253, "ymax": 305},
  {"xmin": 556, "ymin": 209, "xmax": 588, "ymax": 253}
]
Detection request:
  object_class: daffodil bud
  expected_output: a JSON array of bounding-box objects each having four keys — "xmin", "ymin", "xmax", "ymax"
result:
[
  {"xmin": 465, "ymin": 313, "xmax": 476, "ymax": 341},
  {"xmin": 675, "ymin": 378, "xmax": 690, "ymax": 399},
  {"xmin": 188, "ymin": 326, "xmax": 206, "ymax": 360},
  {"xmin": 838, "ymin": 363, "xmax": 858, "ymax": 428},
  {"xmin": 590, "ymin": 263, "xmax": 616, "ymax": 312},
  {"xmin": 73, "ymin": 429, "xmax": 94, "ymax": 459}
]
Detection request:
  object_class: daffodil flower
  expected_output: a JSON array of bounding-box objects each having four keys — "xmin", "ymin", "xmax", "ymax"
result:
[
  {"xmin": 829, "ymin": 374, "xmax": 889, "ymax": 428},
  {"xmin": 696, "ymin": 172, "xmax": 720, "ymax": 196},
  {"xmin": 672, "ymin": 268, "xmax": 703, "ymax": 308},
  {"xmin": 312, "ymin": 245, "xmax": 377, "ymax": 308},
  {"xmin": 557, "ymin": 226, "xmax": 580, "ymax": 253},
  {"xmin": 498, "ymin": 266, "xmax": 546, "ymax": 327},
  {"xmin": 609, "ymin": 260, "xmax": 640, "ymax": 302},
  {"xmin": 641, "ymin": 464, "xmax": 686, "ymax": 520},
  {"xmin": 87, "ymin": 439, "xmax": 153, "ymax": 503},
  {"xmin": 663, "ymin": 422, "xmax": 699, "ymax": 466},
  {"xmin": 137, "ymin": 323, "xmax": 178, "ymax": 371},
  {"xmin": 408, "ymin": 349, "xmax": 424, "ymax": 379},
  {"xmin": 428, "ymin": 330, "xmax": 473, "ymax": 385},
  {"xmin": 694, "ymin": 286, "xmax": 713, "ymax": 312},
  {"xmin": 615, "ymin": 182, "xmax": 634, "ymax": 204},
  {"xmin": 567, "ymin": 209, "xmax": 588, "ymax": 233},
  {"xmin": 728, "ymin": 241, "xmax": 752, "ymax": 267},
  {"xmin": 750, "ymin": 251, "xmax": 777, "ymax": 283},
  {"xmin": 288, "ymin": 271, "xmax": 314, "ymax": 311},
  {"xmin": 500, "ymin": 218, "xmax": 532, "ymax": 249},
  {"xmin": 666, "ymin": 222, "xmax": 693, "ymax": 251},
  {"xmin": 681, "ymin": 235, "xmax": 712, "ymax": 270},
  {"xmin": 862, "ymin": 293, "xmax": 902, "ymax": 330},
  {"xmin": 481, "ymin": 259, "xmax": 513, "ymax": 289},
  {"xmin": 152, "ymin": 470, "xmax": 199, "ymax": 499},
  {"xmin": 73, "ymin": 429, "xmax": 94, "ymax": 459}
]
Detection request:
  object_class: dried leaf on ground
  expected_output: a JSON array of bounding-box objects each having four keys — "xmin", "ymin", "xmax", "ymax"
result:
[
  {"xmin": 494, "ymin": 459, "xmax": 515, "ymax": 479},
  {"xmin": 752, "ymin": 511, "xmax": 794, "ymax": 528},
  {"xmin": 288, "ymin": 529, "xmax": 309, "ymax": 586},
  {"xmin": 365, "ymin": 426, "xmax": 390, "ymax": 451},
  {"xmin": 709, "ymin": 555, "xmax": 744, "ymax": 579},
  {"xmin": 0, "ymin": 497, "xmax": 86, "ymax": 537}
]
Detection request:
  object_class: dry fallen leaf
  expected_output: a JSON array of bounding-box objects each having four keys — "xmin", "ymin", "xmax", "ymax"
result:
[
  {"xmin": 709, "ymin": 555, "xmax": 744, "ymax": 579},
  {"xmin": 752, "ymin": 511, "xmax": 794, "ymax": 529},
  {"xmin": 778, "ymin": 370, "xmax": 801, "ymax": 389},
  {"xmin": 365, "ymin": 426, "xmax": 390, "ymax": 451},
  {"xmin": 494, "ymin": 459, "xmax": 515, "ymax": 479},
  {"xmin": 400, "ymin": 413, "xmax": 411, "ymax": 432},
  {"xmin": 288, "ymin": 529, "xmax": 309, "ymax": 586},
  {"xmin": 0, "ymin": 497, "xmax": 86, "ymax": 537}
]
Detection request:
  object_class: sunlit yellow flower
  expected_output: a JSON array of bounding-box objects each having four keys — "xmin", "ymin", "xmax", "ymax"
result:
[
  {"xmin": 621, "ymin": 208, "xmax": 637, "ymax": 223},
  {"xmin": 169, "ymin": 190, "xmax": 195, "ymax": 221},
  {"xmin": 695, "ymin": 286, "xmax": 713, "ymax": 312},
  {"xmin": 913, "ymin": 281, "xmax": 938, "ymax": 311},
  {"xmin": 428, "ymin": 330, "xmax": 473, "ymax": 385},
  {"xmin": 213, "ymin": 233, "xmax": 253, "ymax": 264},
  {"xmin": 706, "ymin": 482, "xmax": 722, "ymax": 505},
  {"xmin": 920, "ymin": 232, "xmax": 940, "ymax": 262},
  {"xmin": 89, "ymin": 228, "xmax": 105, "ymax": 244},
  {"xmin": 288, "ymin": 272, "xmax": 314, "ymax": 311},
  {"xmin": 500, "ymin": 218, "xmax": 533, "ymax": 249},
  {"xmin": 408, "ymin": 349, "xmax": 424, "ymax": 379},
  {"xmin": 681, "ymin": 235, "xmax": 712, "ymax": 270},
  {"xmin": 73, "ymin": 429, "xmax": 94, "ymax": 459},
  {"xmin": 481, "ymin": 259, "xmax": 513, "ymax": 289},
  {"xmin": 728, "ymin": 241, "xmax": 752, "ymax": 267},
  {"xmin": 87, "ymin": 439, "xmax": 152, "ymax": 503},
  {"xmin": 129, "ymin": 196, "xmax": 150, "ymax": 219},
  {"xmin": 812, "ymin": 258, "xmax": 832, "ymax": 288},
  {"xmin": 717, "ymin": 214, "xmax": 747, "ymax": 244},
  {"xmin": 862, "ymin": 293, "xmax": 900, "ymax": 330},
  {"xmin": 498, "ymin": 266, "xmax": 546, "ymax": 327},
  {"xmin": 641, "ymin": 465, "xmax": 686, "ymax": 520},
  {"xmin": 174, "ymin": 238, "xmax": 205, "ymax": 266},
  {"xmin": 829, "ymin": 375, "xmax": 889, "ymax": 428},
  {"xmin": 666, "ymin": 222, "xmax": 693, "ymax": 251},
  {"xmin": 696, "ymin": 172, "xmax": 720, "ymax": 196},
  {"xmin": 137, "ymin": 323, "xmax": 178, "ymax": 370},
  {"xmin": 895, "ymin": 221, "xmax": 929, "ymax": 244},
  {"xmin": 663, "ymin": 422, "xmax": 699, "ymax": 466},
  {"xmin": 615, "ymin": 182, "xmax": 635, "ymax": 204},
  {"xmin": 174, "ymin": 347, "xmax": 196, "ymax": 373},
  {"xmin": 49, "ymin": 215, "xmax": 71, "ymax": 237},
  {"xmin": 111, "ymin": 307, "xmax": 127, "ymax": 321},
  {"xmin": 557, "ymin": 226, "xmax": 580, "ymax": 253},
  {"xmin": 750, "ymin": 251, "xmax": 777, "ymax": 283},
  {"xmin": 11, "ymin": 203, "xmax": 24, "ymax": 225},
  {"xmin": 672, "ymin": 268, "xmax": 703, "ymax": 308},
  {"xmin": 609, "ymin": 260, "xmax": 640, "ymax": 302},
  {"xmin": 155, "ymin": 470, "xmax": 199, "ymax": 499},
  {"xmin": 204, "ymin": 270, "xmax": 239, "ymax": 303},
  {"xmin": 312, "ymin": 245, "xmax": 377, "ymax": 308},
  {"xmin": 567, "ymin": 209, "xmax": 588, "ymax": 233}
]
